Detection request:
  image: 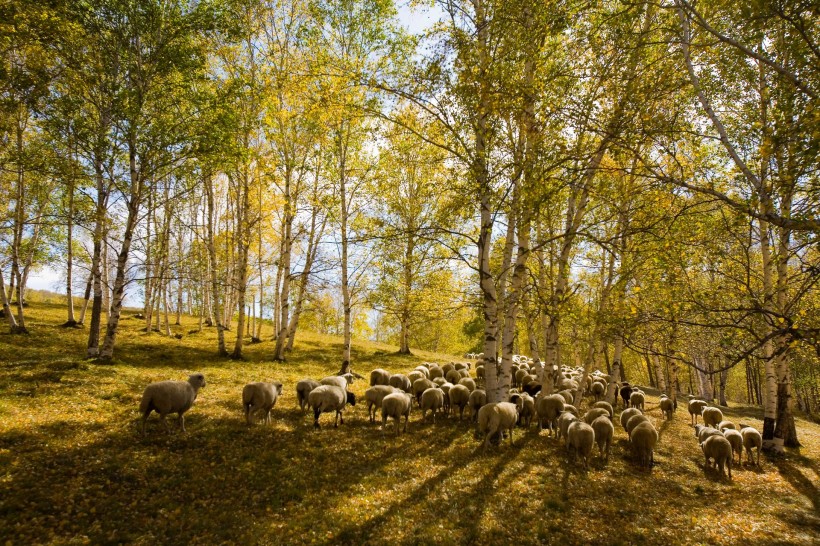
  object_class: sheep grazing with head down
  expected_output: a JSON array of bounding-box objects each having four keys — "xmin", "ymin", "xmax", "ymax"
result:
[
  {"xmin": 591, "ymin": 415, "xmax": 614, "ymax": 462},
  {"xmin": 740, "ymin": 425, "xmax": 762, "ymax": 466},
  {"xmin": 688, "ymin": 399, "xmax": 708, "ymax": 425},
  {"xmin": 448, "ymin": 384, "xmax": 471, "ymax": 420},
  {"xmin": 659, "ymin": 397, "xmax": 675, "ymax": 420},
  {"xmin": 630, "ymin": 421, "xmax": 658, "ymax": 469},
  {"xmin": 468, "ymin": 389, "xmax": 487, "ymax": 422},
  {"xmin": 566, "ymin": 421, "xmax": 595, "ymax": 469},
  {"xmin": 381, "ymin": 392, "xmax": 412, "ymax": 436},
  {"xmin": 321, "ymin": 374, "xmax": 354, "ymax": 392},
  {"xmin": 562, "ymin": 404, "xmax": 579, "ymax": 417},
  {"xmin": 723, "ymin": 429, "xmax": 744, "ymax": 465},
  {"xmin": 477, "ymin": 402, "xmax": 519, "ymax": 451},
  {"xmin": 365, "ymin": 385, "xmax": 398, "ymax": 423},
  {"xmin": 308, "ymin": 385, "xmax": 357, "ymax": 429},
  {"xmin": 694, "ymin": 424, "xmax": 723, "ymax": 443},
  {"xmin": 296, "ymin": 379, "xmax": 320, "ymax": 414},
  {"xmin": 412, "ymin": 378, "xmax": 435, "ymax": 406},
  {"xmin": 620, "ymin": 408, "xmax": 642, "ymax": 431},
  {"xmin": 591, "ymin": 401, "xmax": 614, "ymax": 419},
  {"xmin": 458, "ymin": 377, "xmax": 477, "ymax": 392},
  {"xmin": 388, "ymin": 374, "xmax": 412, "ymax": 394},
  {"xmin": 139, "ymin": 373, "xmax": 206, "ymax": 434},
  {"xmin": 407, "ymin": 370, "xmax": 424, "ymax": 385},
  {"xmin": 590, "ymin": 381, "xmax": 606, "ymax": 402},
  {"xmin": 583, "ymin": 408, "xmax": 610, "ymax": 425},
  {"xmin": 370, "ymin": 368, "xmax": 391, "ymax": 387},
  {"xmin": 701, "ymin": 406, "xmax": 723, "ymax": 428},
  {"xmin": 536, "ymin": 394, "xmax": 566, "ymax": 437},
  {"xmin": 420, "ymin": 387, "xmax": 445, "ymax": 423},
  {"xmin": 557, "ymin": 412, "xmax": 579, "ymax": 444},
  {"xmin": 242, "ymin": 381, "xmax": 283, "ymax": 425},
  {"xmin": 626, "ymin": 414, "xmax": 651, "ymax": 439},
  {"xmin": 701, "ymin": 434, "xmax": 732, "ymax": 479},
  {"xmin": 717, "ymin": 420, "xmax": 736, "ymax": 431}
]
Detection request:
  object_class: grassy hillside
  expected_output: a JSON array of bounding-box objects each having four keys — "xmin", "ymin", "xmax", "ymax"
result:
[{"xmin": 1, "ymin": 301, "xmax": 818, "ymax": 545}]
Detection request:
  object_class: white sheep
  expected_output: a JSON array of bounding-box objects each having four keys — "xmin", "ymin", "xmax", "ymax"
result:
[
  {"xmin": 407, "ymin": 370, "xmax": 424, "ymax": 385},
  {"xmin": 420, "ymin": 387, "xmax": 445, "ymax": 423},
  {"xmin": 477, "ymin": 402, "xmax": 519, "ymax": 451},
  {"xmin": 694, "ymin": 424, "xmax": 723, "ymax": 444},
  {"xmin": 701, "ymin": 406, "xmax": 723, "ymax": 428},
  {"xmin": 717, "ymin": 420, "xmax": 736, "ymax": 431},
  {"xmin": 536, "ymin": 394, "xmax": 565, "ymax": 436},
  {"xmin": 369, "ymin": 368, "xmax": 391, "ymax": 386},
  {"xmin": 365, "ymin": 385, "xmax": 398, "ymax": 423},
  {"xmin": 591, "ymin": 401, "xmax": 613, "ymax": 419},
  {"xmin": 629, "ymin": 391, "xmax": 645, "ymax": 411},
  {"xmin": 723, "ymin": 429, "xmax": 743, "ymax": 465},
  {"xmin": 659, "ymin": 397, "xmax": 675, "ymax": 420},
  {"xmin": 701, "ymin": 434, "xmax": 732, "ymax": 479},
  {"xmin": 242, "ymin": 381, "xmax": 283, "ymax": 425},
  {"xmin": 445, "ymin": 369, "xmax": 461, "ymax": 385},
  {"xmin": 740, "ymin": 425, "xmax": 762, "ymax": 465},
  {"xmin": 458, "ymin": 377, "xmax": 476, "ymax": 392},
  {"xmin": 566, "ymin": 421, "xmax": 595, "ymax": 469},
  {"xmin": 320, "ymin": 374, "xmax": 354, "ymax": 392},
  {"xmin": 448, "ymin": 384, "xmax": 471, "ymax": 420},
  {"xmin": 688, "ymin": 399, "xmax": 708, "ymax": 425},
  {"xmin": 388, "ymin": 374, "xmax": 412, "ymax": 393},
  {"xmin": 381, "ymin": 392, "xmax": 412, "ymax": 436},
  {"xmin": 139, "ymin": 373, "xmax": 206, "ymax": 434},
  {"xmin": 626, "ymin": 414, "xmax": 651, "ymax": 439},
  {"xmin": 630, "ymin": 421, "xmax": 658, "ymax": 469},
  {"xmin": 556, "ymin": 412, "xmax": 579, "ymax": 444},
  {"xmin": 296, "ymin": 379, "xmax": 320, "ymax": 414},
  {"xmin": 590, "ymin": 381, "xmax": 606, "ymax": 401},
  {"xmin": 412, "ymin": 378, "xmax": 435, "ymax": 405},
  {"xmin": 591, "ymin": 415, "xmax": 614, "ymax": 462},
  {"xmin": 583, "ymin": 408, "xmax": 610, "ymax": 425},
  {"xmin": 620, "ymin": 408, "xmax": 642, "ymax": 430},
  {"xmin": 468, "ymin": 389, "xmax": 487, "ymax": 422},
  {"xmin": 308, "ymin": 385, "xmax": 357, "ymax": 429}
]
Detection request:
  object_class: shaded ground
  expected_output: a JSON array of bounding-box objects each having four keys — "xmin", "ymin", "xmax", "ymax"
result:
[{"xmin": 0, "ymin": 302, "xmax": 818, "ymax": 545}]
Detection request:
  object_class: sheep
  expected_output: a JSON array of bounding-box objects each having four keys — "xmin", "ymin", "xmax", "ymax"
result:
[
  {"xmin": 556, "ymin": 412, "xmax": 579, "ymax": 444},
  {"xmin": 296, "ymin": 379, "xmax": 321, "ymax": 414},
  {"xmin": 420, "ymin": 387, "xmax": 445, "ymax": 423},
  {"xmin": 591, "ymin": 415, "xmax": 614, "ymax": 462},
  {"xmin": 454, "ymin": 362, "xmax": 470, "ymax": 371},
  {"xmin": 630, "ymin": 421, "xmax": 658, "ymax": 469},
  {"xmin": 514, "ymin": 368, "xmax": 529, "ymax": 389},
  {"xmin": 429, "ymin": 366, "xmax": 444, "ymax": 380},
  {"xmin": 619, "ymin": 383, "xmax": 633, "ymax": 408},
  {"xmin": 591, "ymin": 401, "xmax": 614, "ymax": 419},
  {"xmin": 365, "ymin": 385, "xmax": 398, "ymax": 423},
  {"xmin": 688, "ymin": 399, "xmax": 708, "ymax": 425},
  {"xmin": 442, "ymin": 363, "xmax": 455, "ymax": 376},
  {"xmin": 659, "ymin": 397, "xmax": 675, "ymax": 420},
  {"xmin": 701, "ymin": 406, "xmax": 723, "ymax": 428},
  {"xmin": 139, "ymin": 373, "xmax": 206, "ymax": 434},
  {"xmin": 412, "ymin": 378, "xmax": 435, "ymax": 405},
  {"xmin": 566, "ymin": 421, "xmax": 595, "ymax": 469},
  {"xmin": 740, "ymin": 425, "xmax": 762, "ymax": 466},
  {"xmin": 439, "ymin": 382, "xmax": 454, "ymax": 414},
  {"xmin": 590, "ymin": 381, "xmax": 606, "ymax": 401},
  {"xmin": 477, "ymin": 402, "xmax": 519, "ymax": 451},
  {"xmin": 445, "ymin": 369, "xmax": 462, "ymax": 385},
  {"xmin": 701, "ymin": 434, "xmax": 733, "ymax": 479},
  {"xmin": 381, "ymin": 392, "xmax": 412, "ymax": 436},
  {"xmin": 522, "ymin": 381, "xmax": 542, "ymax": 397},
  {"xmin": 476, "ymin": 364, "xmax": 485, "ymax": 380},
  {"xmin": 620, "ymin": 408, "xmax": 642, "ymax": 430},
  {"xmin": 717, "ymin": 420, "xmax": 736, "ymax": 431},
  {"xmin": 723, "ymin": 429, "xmax": 744, "ymax": 465},
  {"xmin": 458, "ymin": 377, "xmax": 477, "ymax": 392},
  {"xmin": 629, "ymin": 391, "xmax": 645, "ymax": 411},
  {"xmin": 369, "ymin": 368, "xmax": 391, "ymax": 386},
  {"xmin": 558, "ymin": 390, "xmax": 574, "ymax": 405},
  {"xmin": 458, "ymin": 368, "xmax": 470, "ymax": 379},
  {"xmin": 448, "ymin": 384, "xmax": 471, "ymax": 420},
  {"xmin": 626, "ymin": 414, "xmax": 651, "ymax": 439},
  {"xmin": 536, "ymin": 394, "xmax": 566, "ymax": 436},
  {"xmin": 242, "ymin": 381, "xmax": 283, "ymax": 425},
  {"xmin": 468, "ymin": 389, "xmax": 487, "ymax": 422},
  {"xmin": 518, "ymin": 393, "xmax": 536, "ymax": 428},
  {"xmin": 309, "ymin": 385, "xmax": 357, "ymax": 429},
  {"xmin": 414, "ymin": 366, "xmax": 430, "ymax": 379},
  {"xmin": 432, "ymin": 377, "xmax": 447, "ymax": 387},
  {"xmin": 562, "ymin": 404, "xmax": 579, "ymax": 417},
  {"xmin": 583, "ymin": 408, "xmax": 610, "ymax": 425},
  {"xmin": 694, "ymin": 424, "xmax": 723, "ymax": 443},
  {"xmin": 388, "ymin": 374, "xmax": 412, "ymax": 393},
  {"xmin": 407, "ymin": 370, "xmax": 424, "ymax": 385},
  {"xmin": 320, "ymin": 374, "xmax": 354, "ymax": 392}
]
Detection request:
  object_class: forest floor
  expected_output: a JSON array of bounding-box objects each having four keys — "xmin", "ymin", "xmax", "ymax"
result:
[{"xmin": 0, "ymin": 300, "xmax": 819, "ymax": 545}]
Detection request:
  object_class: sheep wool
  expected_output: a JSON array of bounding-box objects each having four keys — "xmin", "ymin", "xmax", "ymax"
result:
[
  {"xmin": 591, "ymin": 415, "xmax": 614, "ymax": 462},
  {"xmin": 296, "ymin": 379, "xmax": 320, "ymax": 414},
  {"xmin": 740, "ymin": 426, "xmax": 763, "ymax": 466},
  {"xmin": 242, "ymin": 381, "xmax": 283, "ymax": 425},
  {"xmin": 566, "ymin": 421, "xmax": 595, "ymax": 469},
  {"xmin": 723, "ymin": 429, "xmax": 744, "ymax": 465},
  {"xmin": 701, "ymin": 434, "xmax": 733, "ymax": 479},
  {"xmin": 620, "ymin": 408, "xmax": 642, "ymax": 430},
  {"xmin": 659, "ymin": 397, "xmax": 675, "ymax": 420},
  {"xmin": 139, "ymin": 373, "xmax": 206, "ymax": 434},
  {"xmin": 448, "ymin": 384, "xmax": 471, "ymax": 420},
  {"xmin": 420, "ymin": 387, "xmax": 445, "ymax": 423},
  {"xmin": 381, "ymin": 392, "xmax": 413, "ymax": 436},
  {"xmin": 369, "ymin": 368, "xmax": 391, "ymax": 387},
  {"xmin": 309, "ymin": 385, "xmax": 357, "ymax": 429},
  {"xmin": 630, "ymin": 421, "xmax": 658, "ymax": 469},
  {"xmin": 701, "ymin": 407, "xmax": 724, "ymax": 428},
  {"xmin": 477, "ymin": 402, "xmax": 519, "ymax": 451},
  {"xmin": 468, "ymin": 389, "xmax": 487, "ymax": 422}
]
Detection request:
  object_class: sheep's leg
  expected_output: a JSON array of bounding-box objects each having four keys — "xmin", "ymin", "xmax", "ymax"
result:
[
  {"xmin": 160, "ymin": 413, "xmax": 170, "ymax": 433},
  {"xmin": 313, "ymin": 408, "xmax": 321, "ymax": 429},
  {"xmin": 179, "ymin": 413, "xmax": 186, "ymax": 433}
]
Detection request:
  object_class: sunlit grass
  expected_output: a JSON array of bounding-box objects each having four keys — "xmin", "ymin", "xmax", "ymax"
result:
[{"xmin": 1, "ymin": 301, "xmax": 818, "ymax": 544}]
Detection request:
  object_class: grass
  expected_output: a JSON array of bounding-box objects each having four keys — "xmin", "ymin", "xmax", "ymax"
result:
[{"xmin": 1, "ymin": 301, "xmax": 819, "ymax": 545}]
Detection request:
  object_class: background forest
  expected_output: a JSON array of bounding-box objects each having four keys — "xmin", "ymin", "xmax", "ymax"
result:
[{"xmin": 1, "ymin": 0, "xmax": 819, "ymax": 455}]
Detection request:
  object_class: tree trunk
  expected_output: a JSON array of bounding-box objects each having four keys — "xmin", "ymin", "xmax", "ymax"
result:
[
  {"xmin": 273, "ymin": 169, "xmax": 294, "ymax": 359},
  {"xmin": 77, "ymin": 271, "xmax": 92, "ymax": 326},
  {"xmin": 65, "ymin": 164, "xmax": 77, "ymax": 326},
  {"xmin": 86, "ymin": 165, "xmax": 106, "ymax": 357},
  {"xmin": 232, "ymin": 164, "xmax": 252, "ymax": 360},
  {"xmin": 605, "ymin": 335, "xmax": 623, "ymax": 405},
  {"xmin": 205, "ymin": 173, "xmax": 227, "ymax": 356}
]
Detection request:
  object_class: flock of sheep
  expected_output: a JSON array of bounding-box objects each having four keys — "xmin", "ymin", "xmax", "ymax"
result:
[{"xmin": 137, "ymin": 356, "xmax": 765, "ymax": 477}]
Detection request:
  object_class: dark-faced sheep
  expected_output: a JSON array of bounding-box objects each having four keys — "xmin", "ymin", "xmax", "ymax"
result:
[
  {"xmin": 139, "ymin": 373, "xmax": 206, "ymax": 434},
  {"xmin": 308, "ymin": 385, "xmax": 356, "ymax": 429},
  {"xmin": 619, "ymin": 383, "xmax": 633, "ymax": 408}
]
